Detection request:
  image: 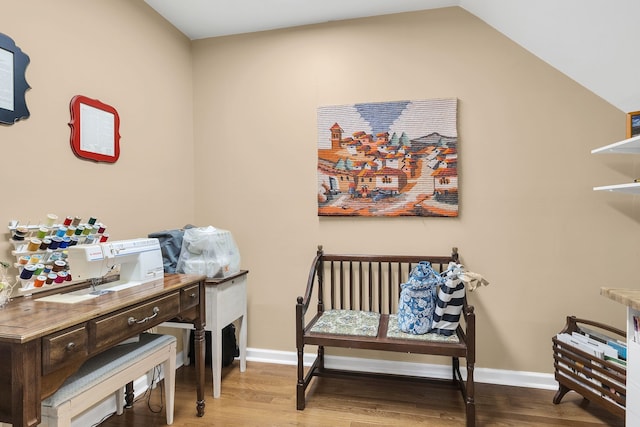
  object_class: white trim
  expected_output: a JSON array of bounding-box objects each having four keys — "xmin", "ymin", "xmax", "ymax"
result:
[{"xmin": 245, "ymin": 347, "xmax": 558, "ymax": 391}]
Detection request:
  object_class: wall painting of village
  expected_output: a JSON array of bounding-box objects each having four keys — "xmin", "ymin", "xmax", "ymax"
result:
[{"xmin": 317, "ymin": 98, "xmax": 458, "ymax": 217}]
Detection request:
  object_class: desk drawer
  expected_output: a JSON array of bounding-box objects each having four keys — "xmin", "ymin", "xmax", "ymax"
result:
[
  {"xmin": 181, "ymin": 283, "xmax": 200, "ymax": 311},
  {"xmin": 92, "ymin": 292, "xmax": 180, "ymax": 351},
  {"xmin": 42, "ymin": 324, "xmax": 89, "ymax": 375}
]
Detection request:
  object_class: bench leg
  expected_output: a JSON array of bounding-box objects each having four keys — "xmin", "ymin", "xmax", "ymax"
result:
[
  {"xmin": 452, "ymin": 357, "xmax": 459, "ymax": 382},
  {"xmin": 164, "ymin": 342, "xmax": 177, "ymax": 425},
  {"xmin": 41, "ymin": 401, "xmax": 71, "ymax": 427},
  {"xmin": 296, "ymin": 346, "xmax": 306, "ymax": 410},
  {"xmin": 465, "ymin": 360, "xmax": 476, "ymax": 427},
  {"xmin": 116, "ymin": 386, "xmax": 125, "ymax": 415},
  {"xmin": 318, "ymin": 345, "xmax": 325, "ymax": 370}
]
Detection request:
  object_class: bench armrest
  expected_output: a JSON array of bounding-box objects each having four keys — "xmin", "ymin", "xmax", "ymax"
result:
[
  {"xmin": 296, "ymin": 249, "xmax": 324, "ymax": 346},
  {"xmin": 459, "ymin": 298, "xmax": 475, "ymax": 363}
]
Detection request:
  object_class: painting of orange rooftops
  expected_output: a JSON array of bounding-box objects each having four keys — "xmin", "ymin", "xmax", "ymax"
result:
[{"xmin": 317, "ymin": 98, "xmax": 458, "ymax": 217}]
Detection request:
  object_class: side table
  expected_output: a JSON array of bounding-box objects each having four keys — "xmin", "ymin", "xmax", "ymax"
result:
[{"xmin": 163, "ymin": 270, "xmax": 248, "ymax": 398}]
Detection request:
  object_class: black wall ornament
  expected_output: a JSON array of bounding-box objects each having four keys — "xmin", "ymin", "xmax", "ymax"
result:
[{"xmin": 0, "ymin": 32, "xmax": 30, "ymax": 125}]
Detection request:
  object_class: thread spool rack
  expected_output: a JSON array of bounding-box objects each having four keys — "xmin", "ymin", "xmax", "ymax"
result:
[{"xmin": 7, "ymin": 218, "xmax": 109, "ymax": 296}]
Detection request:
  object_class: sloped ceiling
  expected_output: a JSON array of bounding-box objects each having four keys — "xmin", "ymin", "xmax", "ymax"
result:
[{"xmin": 144, "ymin": 0, "xmax": 640, "ymax": 113}]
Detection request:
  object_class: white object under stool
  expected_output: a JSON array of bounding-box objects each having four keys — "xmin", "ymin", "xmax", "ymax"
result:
[{"xmin": 39, "ymin": 333, "xmax": 177, "ymax": 427}]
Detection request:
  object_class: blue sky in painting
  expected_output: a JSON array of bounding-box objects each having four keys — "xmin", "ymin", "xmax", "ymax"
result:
[{"xmin": 355, "ymin": 101, "xmax": 410, "ymax": 136}]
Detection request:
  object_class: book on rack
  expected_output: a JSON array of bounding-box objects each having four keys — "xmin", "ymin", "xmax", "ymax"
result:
[
  {"xmin": 569, "ymin": 332, "xmax": 618, "ymax": 359},
  {"xmin": 579, "ymin": 326, "xmax": 615, "ymax": 344},
  {"xmin": 604, "ymin": 354, "xmax": 627, "ymax": 369},
  {"xmin": 606, "ymin": 340, "xmax": 627, "ymax": 360},
  {"xmin": 556, "ymin": 333, "xmax": 604, "ymax": 358}
]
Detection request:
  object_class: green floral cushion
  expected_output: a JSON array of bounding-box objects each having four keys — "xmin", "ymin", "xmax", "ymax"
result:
[
  {"xmin": 310, "ymin": 309, "xmax": 380, "ymax": 337},
  {"xmin": 387, "ymin": 314, "xmax": 459, "ymax": 343}
]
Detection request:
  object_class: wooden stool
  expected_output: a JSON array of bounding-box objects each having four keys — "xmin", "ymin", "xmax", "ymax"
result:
[{"xmin": 40, "ymin": 333, "xmax": 176, "ymax": 426}]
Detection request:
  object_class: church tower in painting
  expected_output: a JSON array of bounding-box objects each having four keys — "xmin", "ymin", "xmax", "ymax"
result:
[{"xmin": 330, "ymin": 123, "xmax": 343, "ymax": 150}]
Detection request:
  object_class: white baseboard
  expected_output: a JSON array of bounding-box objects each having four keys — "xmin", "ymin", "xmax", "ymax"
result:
[{"xmin": 245, "ymin": 347, "xmax": 558, "ymax": 391}]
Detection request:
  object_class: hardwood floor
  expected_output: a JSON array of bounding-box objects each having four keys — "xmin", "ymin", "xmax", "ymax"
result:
[{"xmin": 98, "ymin": 361, "xmax": 624, "ymax": 426}]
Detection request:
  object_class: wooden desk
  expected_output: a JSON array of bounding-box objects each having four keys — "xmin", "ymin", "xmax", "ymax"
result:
[
  {"xmin": 163, "ymin": 270, "xmax": 248, "ymax": 398},
  {"xmin": 0, "ymin": 273, "xmax": 207, "ymax": 427}
]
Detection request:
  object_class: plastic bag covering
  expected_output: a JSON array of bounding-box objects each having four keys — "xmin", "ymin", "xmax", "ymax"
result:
[{"xmin": 176, "ymin": 226, "xmax": 240, "ymax": 278}]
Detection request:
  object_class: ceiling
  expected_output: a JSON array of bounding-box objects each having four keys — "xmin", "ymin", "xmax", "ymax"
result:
[{"xmin": 144, "ymin": 0, "xmax": 640, "ymax": 115}]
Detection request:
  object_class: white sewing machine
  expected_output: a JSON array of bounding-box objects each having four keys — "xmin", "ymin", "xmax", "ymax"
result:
[{"xmin": 67, "ymin": 238, "xmax": 164, "ymax": 289}]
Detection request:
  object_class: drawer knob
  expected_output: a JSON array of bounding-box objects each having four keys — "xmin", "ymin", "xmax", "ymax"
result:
[
  {"xmin": 190, "ymin": 293, "xmax": 197, "ymax": 299},
  {"xmin": 127, "ymin": 306, "xmax": 160, "ymax": 326},
  {"xmin": 65, "ymin": 342, "xmax": 76, "ymax": 352}
]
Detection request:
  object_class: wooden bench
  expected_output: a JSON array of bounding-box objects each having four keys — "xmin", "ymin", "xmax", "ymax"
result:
[
  {"xmin": 39, "ymin": 333, "xmax": 177, "ymax": 427},
  {"xmin": 296, "ymin": 246, "xmax": 476, "ymax": 427}
]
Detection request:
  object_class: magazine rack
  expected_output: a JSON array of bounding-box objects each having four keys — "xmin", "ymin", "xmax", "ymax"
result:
[{"xmin": 552, "ymin": 316, "xmax": 626, "ymax": 418}]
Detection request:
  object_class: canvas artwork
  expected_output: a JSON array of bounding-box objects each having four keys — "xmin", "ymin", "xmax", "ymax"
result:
[{"xmin": 317, "ymin": 98, "xmax": 458, "ymax": 217}]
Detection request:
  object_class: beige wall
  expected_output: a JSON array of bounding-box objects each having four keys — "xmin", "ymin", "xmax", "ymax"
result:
[
  {"xmin": 1, "ymin": 4, "xmax": 633, "ymax": 376},
  {"xmin": 192, "ymin": 7, "xmax": 632, "ymax": 374},
  {"xmin": 0, "ymin": 0, "xmax": 195, "ymax": 248}
]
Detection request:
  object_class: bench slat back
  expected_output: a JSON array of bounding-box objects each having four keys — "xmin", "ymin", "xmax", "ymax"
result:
[{"xmin": 318, "ymin": 251, "xmax": 457, "ymax": 314}]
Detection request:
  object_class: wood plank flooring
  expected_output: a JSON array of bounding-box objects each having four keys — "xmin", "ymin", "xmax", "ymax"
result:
[{"xmin": 98, "ymin": 361, "xmax": 624, "ymax": 426}]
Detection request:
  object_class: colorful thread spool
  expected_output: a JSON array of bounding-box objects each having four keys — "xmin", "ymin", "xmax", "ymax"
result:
[
  {"xmin": 39, "ymin": 238, "xmax": 51, "ymax": 250},
  {"xmin": 33, "ymin": 275, "xmax": 46, "ymax": 288},
  {"xmin": 46, "ymin": 273, "xmax": 57, "ymax": 285},
  {"xmin": 43, "ymin": 265, "xmax": 53, "ymax": 274},
  {"xmin": 33, "ymin": 263, "xmax": 45, "ymax": 275},
  {"xmin": 36, "ymin": 227, "xmax": 48, "ymax": 239},
  {"xmin": 29, "ymin": 254, "xmax": 41, "ymax": 264},
  {"xmin": 55, "ymin": 272, "xmax": 67, "ymax": 284},
  {"xmin": 72, "ymin": 216, "xmax": 82, "ymax": 227},
  {"xmin": 88, "ymin": 217, "xmax": 97, "ymax": 225},
  {"xmin": 75, "ymin": 226, "xmax": 84, "ymax": 236},
  {"xmin": 82, "ymin": 225, "xmax": 91, "ymax": 236},
  {"xmin": 100, "ymin": 234, "xmax": 109, "ymax": 242},
  {"xmin": 97, "ymin": 224, "xmax": 106, "ymax": 234},
  {"xmin": 59, "ymin": 237, "xmax": 70, "ymax": 249},
  {"xmin": 27, "ymin": 238, "xmax": 41, "ymax": 252},
  {"xmin": 69, "ymin": 236, "xmax": 79, "ymax": 246},
  {"xmin": 19, "ymin": 256, "xmax": 30, "ymax": 265},
  {"xmin": 52, "ymin": 260, "xmax": 66, "ymax": 272},
  {"xmin": 63, "ymin": 216, "xmax": 73, "ymax": 226},
  {"xmin": 66, "ymin": 226, "xmax": 76, "ymax": 236},
  {"xmin": 13, "ymin": 226, "xmax": 28, "ymax": 241},
  {"xmin": 85, "ymin": 235, "xmax": 96, "ymax": 244},
  {"xmin": 49, "ymin": 236, "xmax": 62, "ymax": 250},
  {"xmin": 56, "ymin": 227, "xmax": 67, "ymax": 238},
  {"xmin": 45, "ymin": 214, "xmax": 58, "ymax": 227},
  {"xmin": 20, "ymin": 264, "xmax": 37, "ymax": 280}
]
